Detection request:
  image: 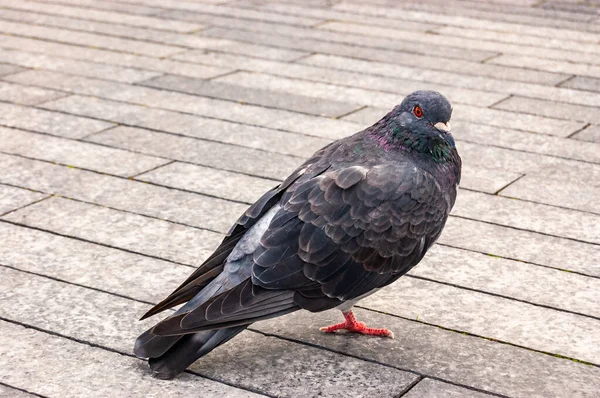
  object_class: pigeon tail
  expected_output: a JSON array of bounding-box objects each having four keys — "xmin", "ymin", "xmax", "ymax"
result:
[{"xmin": 139, "ymin": 326, "xmax": 248, "ymax": 380}]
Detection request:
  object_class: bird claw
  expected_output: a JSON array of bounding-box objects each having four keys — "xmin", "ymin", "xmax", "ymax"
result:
[{"xmin": 319, "ymin": 310, "xmax": 394, "ymax": 338}]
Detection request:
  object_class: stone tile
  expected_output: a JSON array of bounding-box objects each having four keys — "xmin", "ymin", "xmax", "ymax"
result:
[
  {"xmin": 0, "ymin": 185, "xmax": 47, "ymax": 216},
  {"xmin": 0, "ymin": 321, "xmax": 258, "ymax": 398},
  {"xmin": 404, "ymin": 379, "xmax": 494, "ymax": 398},
  {"xmin": 0, "ymin": 48, "xmax": 161, "ymax": 83},
  {"xmin": 196, "ymin": 332, "xmax": 418, "ymax": 398},
  {"xmin": 0, "ymin": 153, "xmax": 247, "ymax": 233},
  {"xmin": 572, "ymin": 125, "xmax": 600, "ymax": 143},
  {"xmin": 174, "ymin": 51, "xmax": 505, "ymax": 107},
  {"xmin": 411, "ymin": 245, "xmax": 600, "ymax": 318},
  {"xmin": 300, "ymin": 53, "xmax": 600, "ymax": 108},
  {"xmin": 32, "ymin": 0, "xmax": 164, "ymax": 16},
  {"xmin": 440, "ymin": 217, "xmax": 600, "ymax": 277},
  {"xmin": 87, "ymin": 126, "xmax": 301, "ymax": 180},
  {"xmin": 459, "ymin": 167, "xmax": 521, "ymax": 194},
  {"xmin": 0, "ymin": 102, "xmax": 114, "ymax": 139},
  {"xmin": 0, "ymin": 63, "xmax": 24, "ymax": 77},
  {"xmin": 0, "ymin": 384, "xmax": 38, "ymax": 398},
  {"xmin": 141, "ymin": 74, "xmax": 362, "ymax": 117},
  {"xmin": 490, "ymin": 54, "xmax": 600, "ymax": 79},
  {"xmin": 0, "ymin": 0, "xmax": 202, "ymax": 32},
  {"xmin": 201, "ymin": 27, "xmax": 569, "ymax": 85},
  {"xmin": 0, "ymin": 266, "xmax": 417, "ymax": 398},
  {"xmin": 0, "ymin": 35, "xmax": 232, "ymax": 79},
  {"xmin": 453, "ymin": 189, "xmax": 600, "ymax": 244},
  {"xmin": 0, "ymin": 222, "xmax": 191, "ymax": 304},
  {"xmin": 318, "ymin": 21, "xmax": 600, "ymax": 65},
  {"xmin": 500, "ymin": 175, "xmax": 600, "ymax": 214},
  {"xmin": 2, "ymin": 196, "xmax": 222, "ymax": 266},
  {"xmin": 455, "ymin": 121, "xmax": 600, "ymax": 164},
  {"xmin": 0, "ymin": 127, "xmax": 169, "ymax": 177},
  {"xmin": 362, "ymin": 277, "xmax": 600, "ymax": 364},
  {"xmin": 0, "ymin": 19, "xmax": 181, "ymax": 58},
  {"xmin": 253, "ymin": 309, "xmax": 600, "ymax": 398},
  {"xmin": 137, "ymin": 162, "xmax": 277, "ymax": 204},
  {"xmin": 494, "ymin": 96, "xmax": 600, "ymax": 125},
  {"xmin": 340, "ymin": 106, "xmax": 383, "ymax": 125},
  {"xmin": 559, "ymin": 76, "xmax": 600, "ymax": 93},
  {"xmin": 0, "ymin": 81, "xmax": 66, "ymax": 105}
]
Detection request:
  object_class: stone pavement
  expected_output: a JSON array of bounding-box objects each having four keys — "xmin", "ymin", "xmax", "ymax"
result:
[{"xmin": 0, "ymin": 0, "xmax": 599, "ymax": 396}]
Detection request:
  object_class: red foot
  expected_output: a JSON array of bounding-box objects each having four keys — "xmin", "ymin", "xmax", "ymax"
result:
[{"xmin": 319, "ymin": 310, "xmax": 394, "ymax": 338}]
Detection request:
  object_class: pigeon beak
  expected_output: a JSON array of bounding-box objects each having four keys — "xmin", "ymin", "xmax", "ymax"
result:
[{"xmin": 434, "ymin": 122, "xmax": 451, "ymax": 133}]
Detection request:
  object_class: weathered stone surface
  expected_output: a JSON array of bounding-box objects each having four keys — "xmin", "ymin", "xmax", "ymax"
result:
[
  {"xmin": 411, "ymin": 245, "xmax": 600, "ymax": 318},
  {"xmin": 440, "ymin": 217, "xmax": 600, "ymax": 278},
  {"xmin": 500, "ymin": 174, "xmax": 600, "ymax": 214},
  {"xmin": 86, "ymin": 126, "xmax": 301, "ymax": 180},
  {"xmin": 0, "ymin": 63, "xmax": 24, "ymax": 76},
  {"xmin": 2, "ymin": 196, "xmax": 222, "ymax": 266},
  {"xmin": 459, "ymin": 167, "xmax": 521, "ymax": 194},
  {"xmin": 0, "ymin": 153, "xmax": 246, "ymax": 233},
  {"xmin": 137, "ymin": 161, "xmax": 276, "ymax": 204},
  {"xmin": 0, "ymin": 81, "xmax": 66, "ymax": 105},
  {"xmin": 0, "ymin": 185, "xmax": 47, "ymax": 216},
  {"xmin": 141, "ymin": 74, "xmax": 361, "ymax": 117},
  {"xmin": 453, "ymin": 189, "xmax": 600, "ymax": 244},
  {"xmin": 0, "ymin": 384, "xmax": 38, "ymax": 398},
  {"xmin": 489, "ymin": 54, "xmax": 600, "ymax": 79},
  {"xmin": 494, "ymin": 96, "xmax": 600, "ymax": 125},
  {"xmin": 560, "ymin": 76, "xmax": 600, "ymax": 93},
  {"xmin": 0, "ymin": 102, "xmax": 114, "ymax": 139},
  {"xmin": 0, "ymin": 321, "xmax": 259, "ymax": 398},
  {"xmin": 572, "ymin": 125, "xmax": 600, "ymax": 143},
  {"xmin": 0, "ymin": 127, "xmax": 169, "ymax": 177},
  {"xmin": 403, "ymin": 379, "xmax": 496, "ymax": 398},
  {"xmin": 254, "ymin": 309, "xmax": 600, "ymax": 398}
]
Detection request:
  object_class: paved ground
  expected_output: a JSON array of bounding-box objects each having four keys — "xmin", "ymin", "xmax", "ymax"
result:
[{"xmin": 0, "ymin": 0, "xmax": 599, "ymax": 397}]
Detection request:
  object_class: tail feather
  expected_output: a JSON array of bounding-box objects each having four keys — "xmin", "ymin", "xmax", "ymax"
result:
[{"xmin": 145, "ymin": 326, "xmax": 248, "ymax": 380}]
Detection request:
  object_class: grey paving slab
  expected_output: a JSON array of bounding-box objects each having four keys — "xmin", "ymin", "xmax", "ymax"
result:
[
  {"xmin": 500, "ymin": 174, "xmax": 600, "ymax": 214},
  {"xmin": 572, "ymin": 125, "xmax": 600, "ymax": 143},
  {"xmin": 0, "ymin": 0, "xmax": 202, "ymax": 32},
  {"xmin": 86, "ymin": 125, "xmax": 301, "ymax": 180},
  {"xmin": 196, "ymin": 332, "xmax": 418, "ymax": 398},
  {"xmin": 173, "ymin": 51, "xmax": 506, "ymax": 107},
  {"xmin": 141, "ymin": 74, "xmax": 362, "ymax": 117},
  {"xmin": 0, "ymin": 321, "xmax": 259, "ymax": 398},
  {"xmin": 0, "ymin": 48, "xmax": 161, "ymax": 83},
  {"xmin": 0, "ymin": 35, "xmax": 233, "ymax": 79},
  {"xmin": 2, "ymin": 196, "xmax": 222, "ymax": 266},
  {"xmin": 440, "ymin": 217, "xmax": 600, "ymax": 278},
  {"xmin": 0, "ymin": 102, "xmax": 114, "ymax": 139},
  {"xmin": 0, "ymin": 63, "xmax": 24, "ymax": 77},
  {"xmin": 183, "ymin": 13, "xmax": 496, "ymax": 63},
  {"xmin": 494, "ymin": 96, "xmax": 600, "ymax": 125},
  {"xmin": 362, "ymin": 277, "xmax": 600, "ymax": 364},
  {"xmin": 490, "ymin": 54, "xmax": 600, "ymax": 79},
  {"xmin": 459, "ymin": 167, "xmax": 521, "ymax": 194},
  {"xmin": 300, "ymin": 53, "xmax": 600, "ymax": 108},
  {"xmin": 560, "ymin": 76, "xmax": 600, "ymax": 93},
  {"xmin": 0, "ymin": 184, "xmax": 47, "ymax": 216},
  {"xmin": 137, "ymin": 161, "xmax": 276, "ymax": 204},
  {"xmin": 318, "ymin": 21, "xmax": 600, "ymax": 65},
  {"xmin": 201, "ymin": 27, "xmax": 569, "ymax": 85},
  {"xmin": 0, "ymin": 153, "xmax": 247, "ymax": 233},
  {"xmin": 0, "ymin": 267, "xmax": 418, "ymax": 398},
  {"xmin": 0, "ymin": 384, "xmax": 38, "ymax": 398},
  {"xmin": 454, "ymin": 189, "xmax": 600, "ymax": 244},
  {"xmin": 0, "ymin": 80, "xmax": 66, "ymax": 105},
  {"xmin": 403, "ymin": 379, "xmax": 495, "ymax": 398},
  {"xmin": 411, "ymin": 245, "xmax": 600, "ymax": 318},
  {"xmin": 340, "ymin": 106, "xmax": 383, "ymax": 125},
  {"xmin": 32, "ymin": 0, "xmax": 164, "ymax": 16},
  {"xmin": 253, "ymin": 308, "xmax": 600, "ymax": 398},
  {"xmin": 0, "ymin": 19, "xmax": 181, "ymax": 58},
  {"xmin": 0, "ymin": 127, "xmax": 169, "ymax": 177},
  {"xmin": 0, "ymin": 222, "xmax": 190, "ymax": 304}
]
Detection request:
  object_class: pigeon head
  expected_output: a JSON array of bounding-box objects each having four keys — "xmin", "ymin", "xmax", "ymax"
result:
[{"xmin": 370, "ymin": 90, "xmax": 456, "ymax": 162}]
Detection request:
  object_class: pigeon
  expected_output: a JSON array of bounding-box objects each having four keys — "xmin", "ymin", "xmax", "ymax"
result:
[{"xmin": 134, "ymin": 90, "xmax": 461, "ymax": 379}]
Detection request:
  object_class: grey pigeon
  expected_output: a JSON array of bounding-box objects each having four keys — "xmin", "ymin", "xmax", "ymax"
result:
[{"xmin": 134, "ymin": 90, "xmax": 461, "ymax": 379}]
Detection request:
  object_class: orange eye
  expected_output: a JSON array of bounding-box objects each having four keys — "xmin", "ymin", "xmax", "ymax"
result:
[{"xmin": 413, "ymin": 105, "xmax": 423, "ymax": 118}]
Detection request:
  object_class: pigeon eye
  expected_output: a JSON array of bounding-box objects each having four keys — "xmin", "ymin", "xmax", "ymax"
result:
[{"xmin": 413, "ymin": 106, "xmax": 423, "ymax": 118}]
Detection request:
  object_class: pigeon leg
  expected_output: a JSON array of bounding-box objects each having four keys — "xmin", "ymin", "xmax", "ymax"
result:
[{"xmin": 319, "ymin": 310, "xmax": 394, "ymax": 338}]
